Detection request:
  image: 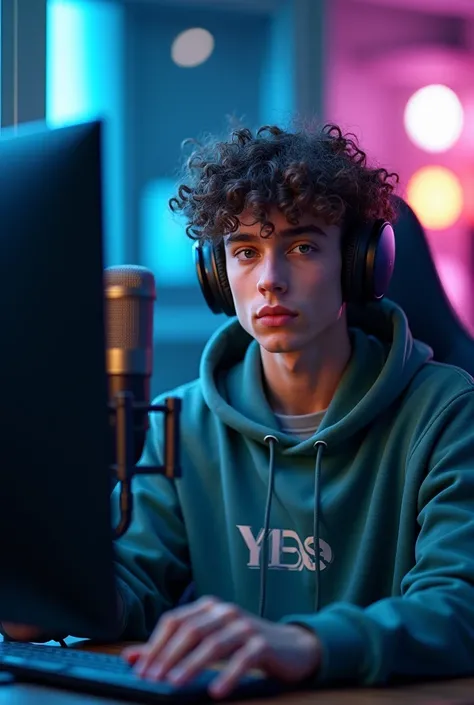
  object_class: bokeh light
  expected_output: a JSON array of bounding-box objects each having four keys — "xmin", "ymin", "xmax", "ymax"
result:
[
  {"xmin": 404, "ymin": 84, "xmax": 464, "ymax": 153},
  {"xmin": 171, "ymin": 28, "xmax": 214, "ymax": 68},
  {"xmin": 463, "ymin": 170, "xmax": 474, "ymax": 227},
  {"xmin": 406, "ymin": 166, "xmax": 464, "ymax": 230},
  {"xmin": 436, "ymin": 255, "xmax": 470, "ymax": 319}
]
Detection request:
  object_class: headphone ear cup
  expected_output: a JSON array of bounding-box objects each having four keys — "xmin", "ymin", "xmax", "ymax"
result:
[
  {"xmin": 343, "ymin": 221, "xmax": 395, "ymax": 304},
  {"xmin": 193, "ymin": 241, "xmax": 220, "ymax": 313},
  {"xmin": 212, "ymin": 241, "xmax": 235, "ymax": 316},
  {"xmin": 193, "ymin": 240, "xmax": 236, "ymax": 316},
  {"xmin": 369, "ymin": 221, "xmax": 395, "ymax": 300}
]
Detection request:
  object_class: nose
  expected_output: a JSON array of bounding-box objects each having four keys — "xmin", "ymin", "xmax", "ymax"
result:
[{"xmin": 257, "ymin": 256, "xmax": 288, "ymax": 296}]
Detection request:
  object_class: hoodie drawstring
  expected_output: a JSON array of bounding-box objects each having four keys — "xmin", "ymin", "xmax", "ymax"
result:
[
  {"xmin": 259, "ymin": 435, "xmax": 278, "ymax": 618},
  {"xmin": 258, "ymin": 435, "xmax": 327, "ymax": 619},
  {"xmin": 312, "ymin": 440, "xmax": 327, "ymax": 613}
]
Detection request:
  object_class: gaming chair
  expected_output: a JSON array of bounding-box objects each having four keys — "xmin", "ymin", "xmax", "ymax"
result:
[{"xmin": 385, "ymin": 197, "xmax": 474, "ymax": 375}]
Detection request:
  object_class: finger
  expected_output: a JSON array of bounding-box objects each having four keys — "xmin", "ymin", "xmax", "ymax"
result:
[
  {"xmin": 122, "ymin": 647, "xmax": 143, "ymax": 664},
  {"xmin": 134, "ymin": 596, "xmax": 219, "ymax": 676},
  {"xmin": 208, "ymin": 636, "xmax": 267, "ymax": 700},
  {"xmin": 162, "ymin": 619, "xmax": 253, "ymax": 686},
  {"xmin": 122, "ymin": 643, "xmax": 147, "ymax": 658},
  {"xmin": 147, "ymin": 596, "xmax": 218, "ymax": 644},
  {"xmin": 145, "ymin": 603, "xmax": 242, "ymax": 680}
]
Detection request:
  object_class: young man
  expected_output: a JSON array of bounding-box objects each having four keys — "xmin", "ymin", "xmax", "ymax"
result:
[{"xmin": 5, "ymin": 124, "xmax": 474, "ymax": 698}]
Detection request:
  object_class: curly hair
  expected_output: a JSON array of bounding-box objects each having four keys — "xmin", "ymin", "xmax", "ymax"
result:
[{"xmin": 169, "ymin": 123, "xmax": 399, "ymax": 241}]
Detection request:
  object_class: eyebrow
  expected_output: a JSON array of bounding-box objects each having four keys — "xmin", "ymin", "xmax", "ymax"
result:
[{"xmin": 225, "ymin": 224, "xmax": 326, "ymax": 245}]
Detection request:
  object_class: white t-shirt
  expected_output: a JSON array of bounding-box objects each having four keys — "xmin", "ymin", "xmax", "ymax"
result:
[{"xmin": 274, "ymin": 409, "xmax": 327, "ymax": 440}]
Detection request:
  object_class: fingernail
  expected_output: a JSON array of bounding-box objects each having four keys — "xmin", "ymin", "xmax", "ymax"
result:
[
  {"xmin": 210, "ymin": 680, "xmax": 226, "ymax": 699},
  {"xmin": 152, "ymin": 664, "xmax": 164, "ymax": 679},
  {"xmin": 146, "ymin": 665, "xmax": 168, "ymax": 682},
  {"xmin": 167, "ymin": 668, "xmax": 183, "ymax": 683},
  {"xmin": 134, "ymin": 660, "xmax": 147, "ymax": 677}
]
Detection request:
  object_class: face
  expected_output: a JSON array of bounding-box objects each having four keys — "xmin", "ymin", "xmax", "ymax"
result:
[{"xmin": 224, "ymin": 208, "xmax": 346, "ymax": 355}]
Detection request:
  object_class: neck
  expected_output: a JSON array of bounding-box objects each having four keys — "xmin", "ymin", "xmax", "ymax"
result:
[{"xmin": 260, "ymin": 322, "xmax": 352, "ymax": 417}]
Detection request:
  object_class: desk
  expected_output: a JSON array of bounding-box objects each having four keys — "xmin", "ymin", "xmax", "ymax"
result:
[{"xmin": 0, "ymin": 639, "xmax": 473, "ymax": 705}]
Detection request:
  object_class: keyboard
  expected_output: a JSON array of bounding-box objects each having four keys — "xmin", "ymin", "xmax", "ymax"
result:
[{"xmin": 0, "ymin": 641, "xmax": 285, "ymax": 703}]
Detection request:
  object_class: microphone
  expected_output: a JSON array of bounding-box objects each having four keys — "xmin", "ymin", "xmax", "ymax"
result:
[
  {"xmin": 104, "ymin": 265, "xmax": 156, "ymax": 467},
  {"xmin": 104, "ymin": 264, "xmax": 181, "ymax": 539}
]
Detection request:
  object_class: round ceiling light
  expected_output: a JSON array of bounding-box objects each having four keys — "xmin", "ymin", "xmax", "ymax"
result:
[{"xmin": 171, "ymin": 27, "xmax": 214, "ymax": 68}]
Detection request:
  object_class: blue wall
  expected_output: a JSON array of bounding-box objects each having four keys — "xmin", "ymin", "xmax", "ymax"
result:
[
  {"xmin": 126, "ymin": 5, "xmax": 268, "ymax": 285},
  {"xmin": 1, "ymin": 0, "xmax": 47, "ymax": 127}
]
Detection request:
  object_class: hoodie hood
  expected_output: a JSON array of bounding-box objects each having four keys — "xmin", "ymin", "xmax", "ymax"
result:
[{"xmin": 200, "ymin": 298, "xmax": 433, "ymax": 455}]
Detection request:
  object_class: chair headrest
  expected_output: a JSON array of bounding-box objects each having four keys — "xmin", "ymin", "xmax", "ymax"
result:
[{"xmin": 385, "ymin": 196, "xmax": 474, "ymax": 373}]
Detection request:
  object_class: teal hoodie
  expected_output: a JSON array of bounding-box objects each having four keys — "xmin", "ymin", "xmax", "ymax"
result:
[{"xmin": 112, "ymin": 298, "xmax": 474, "ymax": 685}]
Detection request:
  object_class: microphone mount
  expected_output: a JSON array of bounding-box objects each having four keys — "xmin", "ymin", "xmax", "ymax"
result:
[{"xmin": 109, "ymin": 392, "xmax": 181, "ymax": 538}]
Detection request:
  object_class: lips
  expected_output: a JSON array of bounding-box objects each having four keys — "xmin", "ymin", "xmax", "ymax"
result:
[
  {"xmin": 255, "ymin": 305, "xmax": 298, "ymax": 329},
  {"xmin": 256, "ymin": 306, "xmax": 297, "ymax": 318}
]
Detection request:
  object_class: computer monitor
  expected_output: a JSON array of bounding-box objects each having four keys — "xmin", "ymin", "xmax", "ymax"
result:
[{"xmin": 0, "ymin": 120, "xmax": 119, "ymax": 640}]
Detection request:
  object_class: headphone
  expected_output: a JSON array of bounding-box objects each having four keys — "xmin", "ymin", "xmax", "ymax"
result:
[{"xmin": 193, "ymin": 219, "xmax": 396, "ymax": 317}]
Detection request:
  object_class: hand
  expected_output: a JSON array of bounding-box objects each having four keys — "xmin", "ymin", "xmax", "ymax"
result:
[{"xmin": 122, "ymin": 596, "xmax": 321, "ymax": 699}]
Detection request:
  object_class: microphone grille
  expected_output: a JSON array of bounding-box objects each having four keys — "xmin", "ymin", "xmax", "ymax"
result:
[
  {"xmin": 104, "ymin": 266, "xmax": 156, "ymax": 364},
  {"xmin": 104, "ymin": 265, "xmax": 156, "ymax": 296}
]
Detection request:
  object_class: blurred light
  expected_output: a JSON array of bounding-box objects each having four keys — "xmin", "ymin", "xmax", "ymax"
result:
[
  {"xmin": 464, "ymin": 170, "xmax": 474, "ymax": 227},
  {"xmin": 141, "ymin": 179, "xmax": 194, "ymax": 285},
  {"xmin": 404, "ymin": 85, "xmax": 464, "ymax": 153},
  {"xmin": 406, "ymin": 166, "xmax": 464, "ymax": 230},
  {"xmin": 47, "ymin": 0, "xmax": 125, "ymax": 266},
  {"xmin": 171, "ymin": 28, "xmax": 214, "ymax": 68},
  {"xmin": 435, "ymin": 255, "xmax": 470, "ymax": 317}
]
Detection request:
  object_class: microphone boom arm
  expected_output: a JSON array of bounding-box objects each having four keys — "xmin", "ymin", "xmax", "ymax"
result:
[{"xmin": 110, "ymin": 393, "xmax": 181, "ymax": 538}]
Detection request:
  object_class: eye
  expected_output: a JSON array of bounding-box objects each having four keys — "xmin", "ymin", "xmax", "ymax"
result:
[
  {"xmin": 234, "ymin": 248, "xmax": 257, "ymax": 260},
  {"xmin": 290, "ymin": 243, "xmax": 318, "ymax": 255}
]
